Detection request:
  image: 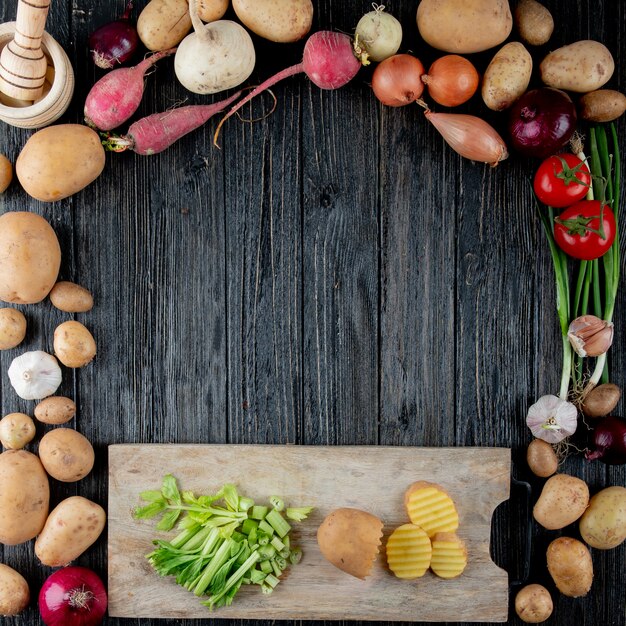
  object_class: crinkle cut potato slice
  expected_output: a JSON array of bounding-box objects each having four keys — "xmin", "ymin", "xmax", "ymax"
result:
[
  {"xmin": 404, "ymin": 481, "xmax": 459, "ymax": 538},
  {"xmin": 386, "ymin": 523, "xmax": 432, "ymax": 579},
  {"xmin": 430, "ymin": 532, "xmax": 468, "ymax": 579}
]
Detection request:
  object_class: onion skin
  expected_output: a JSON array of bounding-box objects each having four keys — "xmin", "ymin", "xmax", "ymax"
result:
[
  {"xmin": 508, "ymin": 87, "xmax": 576, "ymax": 159},
  {"xmin": 372, "ymin": 54, "xmax": 425, "ymax": 107},
  {"xmin": 586, "ymin": 416, "xmax": 626, "ymax": 465},
  {"xmin": 422, "ymin": 55, "xmax": 479, "ymax": 107},
  {"xmin": 89, "ymin": 2, "xmax": 138, "ymax": 69}
]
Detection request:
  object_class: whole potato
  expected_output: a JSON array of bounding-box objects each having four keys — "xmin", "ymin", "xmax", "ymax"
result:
[
  {"xmin": 198, "ymin": 0, "xmax": 229, "ymax": 23},
  {"xmin": 138, "ymin": 0, "xmax": 192, "ymax": 51},
  {"xmin": 514, "ymin": 0, "xmax": 554, "ymax": 46},
  {"xmin": 16, "ymin": 125, "xmax": 106, "ymax": 202},
  {"xmin": 0, "ymin": 449, "xmax": 49, "ymax": 545},
  {"xmin": 526, "ymin": 439, "xmax": 558, "ymax": 478},
  {"xmin": 533, "ymin": 474, "xmax": 589, "ymax": 530},
  {"xmin": 482, "ymin": 42, "xmax": 533, "ymax": 111},
  {"xmin": 540, "ymin": 40, "xmax": 614, "ymax": 93},
  {"xmin": 34, "ymin": 396, "xmax": 76, "ymax": 425},
  {"xmin": 232, "ymin": 0, "xmax": 313, "ymax": 43},
  {"xmin": 417, "ymin": 0, "xmax": 512, "ymax": 54},
  {"xmin": 0, "ymin": 154, "xmax": 12, "ymax": 193},
  {"xmin": 0, "ymin": 308, "xmax": 27, "ymax": 350},
  {"xmin": 0, "ymin": 212, "xmax": 61, "ymax": 305},
  {"xmin": 35, "ymin": 496, "xmax": 106, "ymax": 566},
  {"xmin": 579, "ymin": 90, "xmax": 626, "ymax": 123},
  {"xmin": 0, "ymin": 413, "xmax": 36, "ymax": 449},
  {"xmin": 49, "ymin": 281, "xmax": 94, "ymax": 313},
  {"xmin": 579, "ymin": 486, "xmax": 626, "ymax": 549},
  {"xmin": 514, "ymin": 583, "xmax": 553, "ymax": 623},
  {"xmin": 53, "ymin": 320, "xmax": 96, "ymax": 368},
  {"xmin": 0, "ymin": 563, "xmax": 29, "ymax": 616},
  {"xmin": 38, "ymin": 428, "xmax": 95, "ymax": 482},
  {"xmin": 317, "ymin": 508, "xmax": 383, "ymax": 579},
  {"xmin": 546, "ymin": 537, "xmax": 593, "ymax": 597}
]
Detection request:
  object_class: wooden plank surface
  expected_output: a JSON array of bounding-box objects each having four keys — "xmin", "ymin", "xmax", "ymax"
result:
[{"xmin": 108, "ymin": 444, "xmax": 510, "ymax": 621}]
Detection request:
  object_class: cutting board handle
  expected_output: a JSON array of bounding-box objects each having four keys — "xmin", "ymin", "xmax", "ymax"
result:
[{"xmin": 507, "ymin": 476, "xmax": 533, "ymax": 590}]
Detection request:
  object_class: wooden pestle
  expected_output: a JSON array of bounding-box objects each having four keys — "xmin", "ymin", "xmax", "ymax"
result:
[{"xmin": 0, "ymin": 0, "xmax": 51, "ymax": 101}]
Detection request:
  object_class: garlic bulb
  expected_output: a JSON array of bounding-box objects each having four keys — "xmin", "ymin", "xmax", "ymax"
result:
[
  {"xmin": 8, "ymin": 350, "xmax": 62, "ymax": 400},
  {"xmin": 526, "ymin": 395, "xmax": 578, "ymax": 444}
]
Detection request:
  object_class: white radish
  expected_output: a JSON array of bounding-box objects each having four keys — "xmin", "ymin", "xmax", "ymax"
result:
[{"xmin": 354, "ymin": 4, "xmax": 402, "ymax": 63}]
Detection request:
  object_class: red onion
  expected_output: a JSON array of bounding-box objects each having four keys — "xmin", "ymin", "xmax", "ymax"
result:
[
  {"xmin": 507, "ymin": 87, "xmax": 577, "ymax": 159},
  {"xmin": 585, "ymin": 416, "xmax": 626, "ymax": 465},
  {"xmin": 39, "ymin": 567, "xmax": 107, "ymax": 626},
  {"xmin": 89, "ymin": 2, "xmax": 138, "ymax": 69}
]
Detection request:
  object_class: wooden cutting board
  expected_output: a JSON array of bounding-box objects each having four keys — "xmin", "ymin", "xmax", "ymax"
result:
[{"xmin": 108, "ymin": 444, "xmax": 511, "ymax": 622}]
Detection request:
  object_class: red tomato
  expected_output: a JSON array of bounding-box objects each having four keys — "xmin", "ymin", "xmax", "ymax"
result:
[
  {"xmin": 554, "ymin": 200, "xmax": 616, "ymax": 260},
  {"xmin": 534, "ymin": 154, "xmax": 591, "ymax": 208}
]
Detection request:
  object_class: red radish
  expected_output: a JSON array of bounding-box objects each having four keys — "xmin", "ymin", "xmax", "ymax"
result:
[
  {"xmin": 84, "ymin": 48, "xmax": 176, "ymax": 131},
  {"xmin": 103, "ymin": 91, "xmax": 241, "ymax": 155},
  {"xmin": 213, "ymin": 30, "xmax": 362, "ymax": 146}
]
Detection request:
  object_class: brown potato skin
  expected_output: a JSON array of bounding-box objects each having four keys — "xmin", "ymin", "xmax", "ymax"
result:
[
  {"xmin": 514, "ymin": 583, "xmax": 553, "ymax": 623},
  {"xmin": 0, "ymin": 154, "xmax": 12, "ymax": 193},
  {"xmin": 514, "ymin": 0, "xmax": 554, "ymax": 46},
  {"xmin": 417, "ymin": 0, "xmax": 512, "ymax": 54},
  {"xmin": 0, "ymin": 413, "xmax": 36, "ymax": 449},
  {"xmin": 0, "ymin": 449, "xmax": 50, "ymax": 545},
  {"xmin": 35, "ymin": 496, "xmax": 106, "ymax": 566},
  {"xmin": 546, "ymin": 537, "xmax": 593, "ymax": 597},
  {"xmin": 0, "ymin": 212, "xmax": 61, "ymax": 305},
  {"xmin": 317, "ymin": 507, "xmax": 383, "ymax": 579},
  {"xmin": 53, "ymin": 320, "xmax": 97, "ymax": 368},
  {"xmin": 579, "ymin": 486, "xmax": 626, "ymax": 549},
  {"xmin": 526, "ymin": 439, "xmax": 558, "ymax": 478},
  {"xmin": 49, "ymin": 281, "xmax": 94, "ymax": 313},
  {"xmin": 579, "ymin": 90, "xmax": 626, "ymax": 123},
  {"xmin": 198, "ymin": 0, "xmax": 229, "ymax": 23},
  {"xmin": 0, "ymin": 563, "xmax": 30, "ymax": 616},
  {"xmin": 138, "ymin": 0, "xmax": 192, "ymax": 51},
  {"xmin": 232, "ymin": 0, "xmax": 313, "ymax": 43},
  {"xmin": 482, "ymin": 42, "xmax": 533, "ymax": 111},
  {"xmin": 38, "ymin": 428, "xmax": 95, "ymax": 482},
  {"xmin": 0, "ymin": 308, "xmax": 27, "ymax": 350},
  {"xmin": 16, "ymin": 125, "xmax": 105, "ymax": 202},
  {"xmin": 533, "ymin": 474, "xmax": 589, "ymax": 530},
  {"xmin": 34, "ymin": 396, "xmax": 77, "ymax": 425}
]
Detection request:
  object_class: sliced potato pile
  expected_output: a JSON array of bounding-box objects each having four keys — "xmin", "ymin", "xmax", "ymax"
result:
[
  {"xmin": 386, "ymin": 523, "xmax": 432, "ymax": 579},
  {"xmin": 404, "ymin": 481, "xmax": 459, "ymax": 537},
  {"xmin": 430, "ymin": 532, "xmax": 468, "ymax": 579}
]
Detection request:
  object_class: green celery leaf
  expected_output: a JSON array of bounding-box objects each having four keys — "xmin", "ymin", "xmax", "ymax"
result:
[
  {"xmin": 156, "ymin": 509, "xmax": 181, "ymax": 532},
  {"xmin": 222, "ymin": 484, "xmax": 239, "ymax": 511},
  {"xmin": 134, "ymin": 500, "xmax": 167, "ymax": 519},
  {"xmin": 161, "ymin": 474, "xmax": 182, "ymax": 505},
  {"xmin": 140, "ymin": 490, "xmax": 164, "ymax": 503}
]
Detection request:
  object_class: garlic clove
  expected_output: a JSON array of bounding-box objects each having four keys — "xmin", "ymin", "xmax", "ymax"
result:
[
  {"xmin": 567, "ymin": 315, "xmax": 614, "ymax": 357},
  {"xmin": 7, "ymin": 350, "xmax": 62, "ymax": 400}
]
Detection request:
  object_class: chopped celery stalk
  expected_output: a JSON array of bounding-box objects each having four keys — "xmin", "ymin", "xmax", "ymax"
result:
[
  {"xmin": 279, "ymin": 546, "xmax": 291, "ymax": 559},
  {"xmin": 289, "ymin": 548, "xmax": 302, "ymax": 565},
  {"xmin": 271, "ymin": 560, "xmax": 283, "ymax": 577},
  {"xmin": 269, "ymin": 496, "xmax": 285, "ymax": 512},
  {"xmin": 265, "ymin": 509, "xmax": 291, "ymax": 538},
  {"xmin": 258, "ymin": 519, "xmax": 275, "ymax": 537},
  {"xmin": 204, "ymin": 551, "xmax": 260, "ymax": 608},
  {"xmin": 261, "ymin": 584, "xmax": 274, "ymax": 595},
  {"xmin": 264, "ymin": 573, "xmax": 280, "ymax": 588},
  {"xmin": 251, "ymin": 505, "xmax": 269, "ymax": 520},
  {"xmin": 258, "ymin": 544, "xmax": 276, "ymax": 560},
  {"xmin": 270, "ymin": 536, "xmax": 285, "ymax": 551},
  {"xmin": 248, "ymin": 527, "xmax": 257, "ymax": 544},
  {"xmin": 192, "ymin": 539, "xmax": 234, "ymax": 596},
  {"xmin": 250, "ymin": 568, "xmax": 267, "ymax": 584},
  {"xmin": 282, "ymin": 535, "xmax": 290, "ymax": 550},
  {"xmin": 241, "ymin": 518, "xmax": 258, "ymax": 536},
  {"xmin": 274, "ymin": 556, "xmax": 287, "ymax": 570},
  {"xmin": 238, "ymin": 496, "xmax": 254, "ymax": 512},
  {"xmin": 286, "ymin": 506, "xmax": 314, "ymax": 522},
  {"xmin": 260, "ymin": 559, "xmax": 273, "ymax": 574},
  {"xmin": 231, "ymin": 531, "xmax": 245, "ymax": 543},
  {"xmin": 257, "ymin": 532, "xmax": 269, "ymax": 546}
]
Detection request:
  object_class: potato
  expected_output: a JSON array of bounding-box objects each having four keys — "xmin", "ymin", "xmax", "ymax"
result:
[
  {"xmin": 138, "ymin": 0, "xmax": 192, "ymax": 51},
  {"xmin": 533, "ymin": 474, "xmax": 589, "ymax": 530},
  {"xmin": 0, "ymin": 308, "xmax": 27, "ymax": 350},
  {"xmin": 0, "ymin": 154, "xmax": 12, "ymax": 193},
  {"xmin": 482, "ymin": 42, "xmax": 533, "ymax": 111},
  {"xmin": 49, "ymin": 281, "xmax": 94, "ymax": 313},
  {"xmin": 404, "ymin": 481, "xmax": 459, "ymax": 537},
  {"xmin": 317, "ymin": 508, "xmax": 383, "ymax": 579},
  {"xmin": 540, "ymin": 40, "xmax": 615, "ymax": 93},
  {"xmin": 430, "ymin": 532, "xmax": 467, "ymax": 579},
  {"xmin": 0, "ymin": 413, "xmax": 36, "ymax": 449},
  {"xmin": 198, "ymin": 0, "xmax": 229, "ymax": 23},
  {"xmin": 514, "ymin": 584, "xmax": 553, "ymax": 623},
  {"xmin": 416, "ymin": 0, "xmax": 512, "ymax": 54},
  {"xmin": 546, "ymin": 537, "xmax": 593, "ymax": 597},
  {"xmin": 526, "ymin": 439, "xmax": 558, "ymax": 478},
  {"xmin": 16, "ymin": 125, "xmax": 105, "ymax": 202},
  {"xmin": 38, "ymin": 428, "xmax": 95, "ymax": 482},
  {"xmin": 0, "ymin": 563, "xmax": 29, "ymax": 616},
  {"xmin": 232, "ymin": 0, "xmax": 313, "ymax": 43},
  {"xmin": 34, "ymin": 396, "xmax": 76, "ymax": 425},
  {"xmin": 514, "ymin": 0, "xmax": 553, "ymax": 46},
  {"xmin": 579, "ymin": 486, "xmax": 626, "ymax": 550},
  {"xmin": 0, "ymin": 449, "xmax": 49, "ymax": 545},
  {"xmin": 0, "ymin": 212, "xmax": 61, "ymax": 304},
  {"xmin": 386, "ymin": 523, "xmax": 432, "ymax": 579},
  {"xmin": 35, "ymin": 496, "xmax": 106, "ymax": 566},
  {"xmin": 53, "ymin": 320, "xmax": 96, "ymax": 368},
  {"xmin": 579, "ymin": 90, "xmax": 626, "ymax": 123}
]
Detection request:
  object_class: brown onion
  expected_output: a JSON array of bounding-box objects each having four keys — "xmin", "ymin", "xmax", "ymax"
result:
[
  {"xmin": 422, "ymin": 55, "xmax": 479, "ymax": 107},
  {"xmin": 371, "ymin": 54, "xmax": 425, "ymax": 107}
]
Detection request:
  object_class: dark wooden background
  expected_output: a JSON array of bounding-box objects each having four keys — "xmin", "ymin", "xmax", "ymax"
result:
[{"xmin": 0, "ymin": 1, "xmax": 624, "ymax": 624}]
